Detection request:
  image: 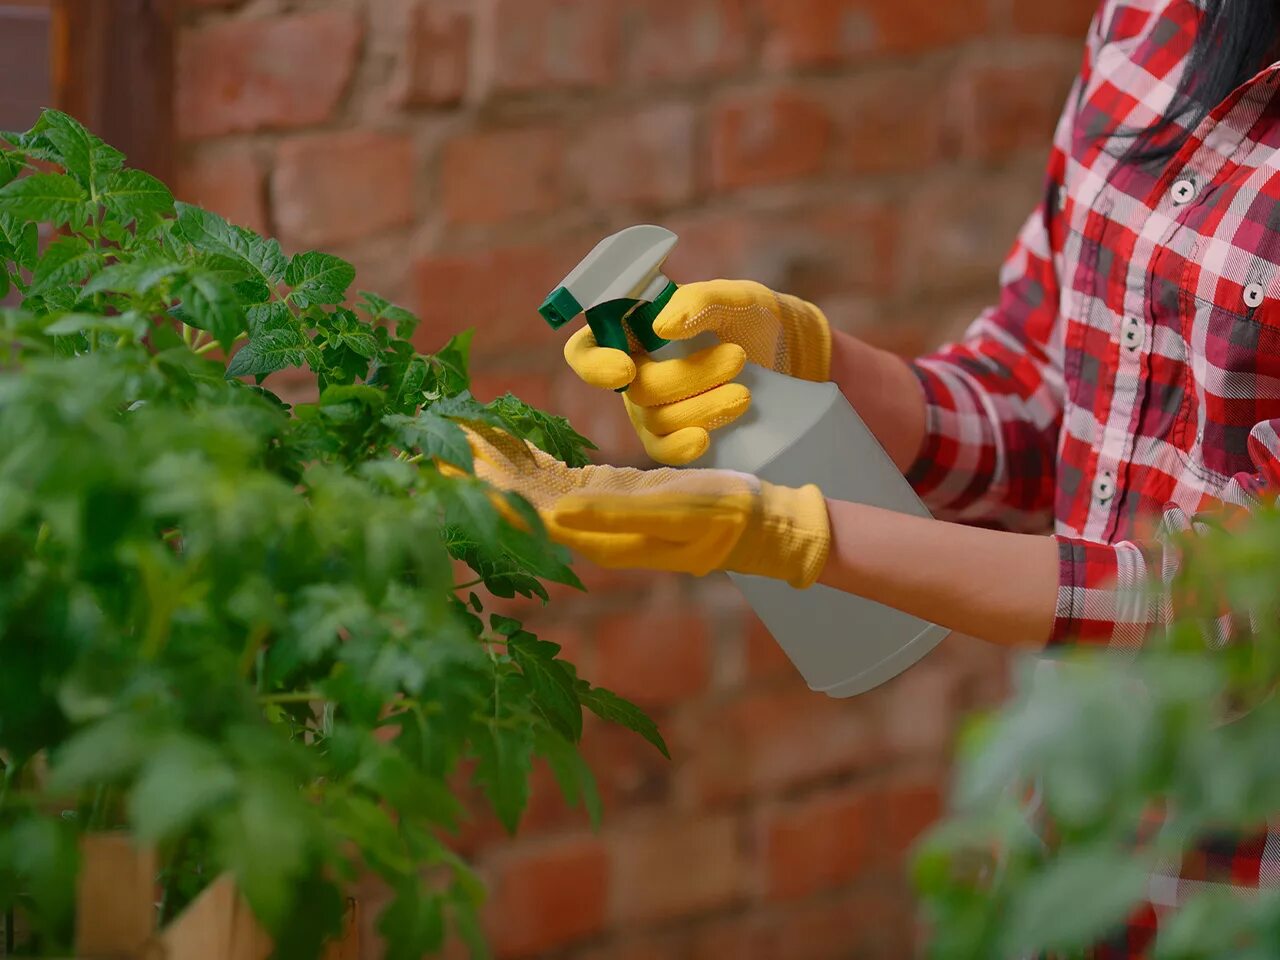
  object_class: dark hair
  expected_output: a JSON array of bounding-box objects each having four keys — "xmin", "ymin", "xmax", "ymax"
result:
[{"xmin": 1125, "ymin": 0, "xmax": 1279, "ymax": 163}]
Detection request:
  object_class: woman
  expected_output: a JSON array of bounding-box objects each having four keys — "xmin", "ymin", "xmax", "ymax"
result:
[{"xmin": 473, "ymin": 0, "xmax": 1280, "ymax": 954}]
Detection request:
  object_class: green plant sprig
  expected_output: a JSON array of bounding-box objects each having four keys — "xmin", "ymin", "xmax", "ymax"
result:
[{"xmin": 0, "ymin": 109, "xmax": 655, "ymax": 959}]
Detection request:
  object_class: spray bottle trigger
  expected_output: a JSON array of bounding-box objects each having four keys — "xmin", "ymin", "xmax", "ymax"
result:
[{"xmin": 624, "ymin": 280, "xmax": 678, "ymax": 354}]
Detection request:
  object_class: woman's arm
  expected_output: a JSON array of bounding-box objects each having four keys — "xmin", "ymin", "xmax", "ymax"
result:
[
  {"xmin": 819, "ymin": 498, "xmax": 1059, "ymax": 649},
  {"xmin": 828, "ymin": 330, "xmax": 927, "ymax": 473}
]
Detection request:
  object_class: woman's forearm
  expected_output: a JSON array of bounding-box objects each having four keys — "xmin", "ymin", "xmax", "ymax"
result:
[
  {"xmin": 819, "ymin": 498, "xmax": 1058, "ymax": 649},
  {"xmin": 828, "ymin": 329, "xmax": 927, "ymax": 473}
]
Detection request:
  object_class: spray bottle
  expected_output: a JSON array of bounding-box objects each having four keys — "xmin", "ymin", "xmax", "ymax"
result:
[{"xmin": 540, "ymin": 226, "xmax": 948, "ymax": 698}]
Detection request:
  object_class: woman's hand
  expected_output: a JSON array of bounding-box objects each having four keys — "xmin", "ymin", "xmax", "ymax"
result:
[
  {"xmin": 464, "ymin": 425, "xmax": 831, "ymax": 589},
  {"xmin": 563, "ymin": 280, "xmax": 833, "ymax": 466}
]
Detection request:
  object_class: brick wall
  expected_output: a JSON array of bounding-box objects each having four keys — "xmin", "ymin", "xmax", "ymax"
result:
[{"xmin": 175, "ymin": 1, "xmax": 1097, "ymax": 956}]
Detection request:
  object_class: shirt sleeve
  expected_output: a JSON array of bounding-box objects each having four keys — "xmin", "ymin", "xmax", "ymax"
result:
[
  {"xmin": 1050, "ymin": 427, "xmax": 1274, "ymax": 649},
  {"xmin": 905, "ymin": 10, "xmax": 1106, "ymax": 534}
]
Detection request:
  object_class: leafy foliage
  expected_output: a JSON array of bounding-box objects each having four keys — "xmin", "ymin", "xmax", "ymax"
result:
[
  {"xmin": 918, "ymin": 511, "xmax": 1280, "ymax": 957},
  {"xmin": 0, "ymin": 110, "xmax": 661, "ymax": 958}
]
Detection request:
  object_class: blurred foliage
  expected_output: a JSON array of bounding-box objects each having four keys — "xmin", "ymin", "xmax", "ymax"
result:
[
  {"xmin": 0, "ymin": 109, "xmax": 663, "ymax": 958},
  {"xmin": 918, "ymin": 509, "xmax": 1280, "ymax": 957}
]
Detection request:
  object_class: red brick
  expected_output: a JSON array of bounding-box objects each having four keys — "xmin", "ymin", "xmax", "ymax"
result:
[
  {"xmin": 571, "ymin": 103, "xmax": 697, "ymax": 210},
  {"xmin": 1012, "ymin": 0, "xmax": 1098, "ymax": 37},
  {"xmin": 176, "ymin": 11, "xmax": 364, "ymax": 140},
  {"xmin": 395, "ymin": 2, "xmax": 471, "ymax": 107},
  {"xmin": 835, "ymin": 67, "xmax": 947, "ymax": 175},
  {"xmin": 877, "ymin": 778, "xmax": 944, "ymax": 859},
  {"xmin": 413, "ymin": 243, "xmax": 565, "ymax": 355},
  {"xmin": 689, "ymin": 687, "xmax": 882, "ymax": 804},
  {"xmin": 440, "ymin": 127, "xmax": 562, "ymax": 226},
  {"xmin": 662, "ymin": 211, "xmax": 758, "ymax": 281},
  {"xmin": 710, "ymin": 89, "xmax": 832, "ymax": 192},
  {"xmin": 946, "ymin": 54, "xmax": 1079, "ymax": 163},
  {"xmin": 623, "ymin": 0, "xmax": 750, "ymax": 83},
  {"xmin": 271, "ymin": 130, "xmax": 415, "ymax": 250},
  {"xmin": 467, "ymin": 370, "xmax": 555, "ymax": 410},
  {"xmin": 744, "ymin": 201, "xmax": 900, "ymax": 302},
  {"xmin": 594, "ymin": 610, "xmax": 712, "ymax": 707},
  {"xmin": 580, "ymin": 717, "xmax": 674, "ymax": 810},
  {"xmin": 481, "ymin": 0, "xmax": 620, "ymax": 97},
  {"xmin": 759, "ymin": 0, "xmax": 990, "ymax": 68},
  {"xmin": 744, "ymin": 613, "xmax": 799, "ymax": 683},
  {"xmin": 610, "ymin": 815, "xmax": 746, "ymax": 923},
  {"xmin": 902, "ymin": 165, "xmax": 1042, "ymax": 297},
  {"xmin": 484, "ymin": 836, "xmax": 610, "ymax": 958},
  {"xmin": 175, "ymin": 143, "xmax": 267, "ymax": 234},
  {"xmin": 875, "ymin": 661, "xmax": 956, "ymax": 759},
  {"xmin": 763, "ymin": 786, "xmax": 875, "ymax": 900},
  {"xmin": 688, "ymin": 888, "xmax": 900, "ymax": 960}
]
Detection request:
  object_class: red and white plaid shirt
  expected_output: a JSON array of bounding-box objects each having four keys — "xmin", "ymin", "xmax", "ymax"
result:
[{"xmin": 906, "ymin": 0, "xmax": 1280, "ymax": 954}]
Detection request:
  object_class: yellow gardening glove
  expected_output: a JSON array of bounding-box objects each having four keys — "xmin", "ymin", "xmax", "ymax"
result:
[
  {"xmin": 563, "ymin": 280, "xmax": 833, "ymax": 467},
  {"xmin": 463, "ymin": 426, "xmax": 831, "ymax": 589}
]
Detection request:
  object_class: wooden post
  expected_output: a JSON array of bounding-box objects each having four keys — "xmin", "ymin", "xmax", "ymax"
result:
[
  {"xmin": 75, "ymin": 834, "xmax": 158, "ymax": 959},
  {"xmin": 49, "ymin": 0, "xmax": 174, "ymax": 181}
]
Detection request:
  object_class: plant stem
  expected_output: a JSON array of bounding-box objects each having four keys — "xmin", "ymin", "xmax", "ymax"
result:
[
  {"xmin": 259, "ymin": 691, "xmax": 325, "ymax": 705},
  {"xmin": 195, "ymin": 332, "xmax": 245, "ymax": 356},
  {"xmin": 453, "ymin": 579, "xmax": 484, "ymax": 591}
]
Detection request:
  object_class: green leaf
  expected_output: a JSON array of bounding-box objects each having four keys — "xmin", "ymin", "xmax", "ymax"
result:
[
  {"xmin": 0, "ymin": 172, "xmax": 90, "ymax": 226},
  {"xmin": 473, "ymin": 723, "xmax": 533, "ymax": 834},
  {"xmin": 34, "ymin": 109, "xmax": 123, "ymax": 188},
  {"xmin": 285, "ymin": 251, "xmax": 355, "ymax": 308},
  {"xmin": 537, "ymin": 729, "xmax": 603, "ymax": 829},
  {"xmin": 488, "ymin": 393, "xmax": 597, "ymax": 467},
  {"xmin": 227, "ymin": 330, "xmax": 314, "ymax": 379},
  {"xmin": 1000, "ymin": 849, "xmax": 1149, "ymax": 955},
  {"xmin": 83, "ymin": 257, "xmax": 184, "ymax": 297},
  {"xmin": 129, "ymin": 737, "xmax": 238, "ymax": 842},
  {"xmin": 379, "ymin": 882, "xmax": 446, "ymax": 960},
  {"xmin": 215, "ymin": 778, "xmax": 311, "ymax": 930},
  {"xmin": 359, "ymin": 290, "xmax": 420, "ymax": 339},
  {"xmin": 426, "ymin": 330, "xmax": 472, "ymax": 398},
  {"xmin": 175, "ymin": 202, "xmax": 286, "ymax": 284},
  {"xmin": 431, "ymin": 391, "xmax": 507, "ymax": 429},
  {"xmin": 4, "ymin": 816, "xmax": 80, "ymax": 942},
  {"xmin": 510, "ymin": 634, "xmax": 582, "ymax": 742},
  {"xmin": 384, "ymin": 411, "xmax": 473, "ymax": 470},
  {"xmin": 44, "ymin": 311, "xmax": 148, "ymax": 339},
  {"xmin": 48, "ymin": 713, "xmax": 159, "ymax": 790},
  {"xmin": 0, "ymin": 150, "xmax": 22, "ymax": 188},
  {"xmin": 176, "ymin": 268, "xmax": 245, "ymax": 348},
  {"xmin": 580, "ymin": 686, "xmax": 670, "ymax": 759},
  {"xmin": 100, "ymin": 169, "xmax": 174, "ymax": 222},
  {"xmin": 39, "ymin": 110, "xmax": 93, "ymax": 183},
  {"xmin": 28, "ymin": 235, "xmax": 98, "ymax": 297}
]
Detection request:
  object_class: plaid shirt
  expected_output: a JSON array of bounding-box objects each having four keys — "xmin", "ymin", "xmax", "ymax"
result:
[{"xmin": 905, "ymin": 0, "xmax": 1280, "ymax": 954}]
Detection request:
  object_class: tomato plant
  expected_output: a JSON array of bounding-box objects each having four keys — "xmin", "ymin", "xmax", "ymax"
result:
[{"xmin": 0, "ymin": 109, "xmax": 665, "ymax": 958}]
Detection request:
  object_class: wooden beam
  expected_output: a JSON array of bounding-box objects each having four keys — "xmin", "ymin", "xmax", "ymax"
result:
[
  {"xmin": 50, "ymin": 0, "xmax": 174, "ymax": 181},
  {"xmin": 75, "ymin": 834, "xmax": 158, "ymax": 959}
]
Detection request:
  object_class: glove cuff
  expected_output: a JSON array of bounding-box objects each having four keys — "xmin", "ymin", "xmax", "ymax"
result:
[
  {"xmin": 726, "ymin": 481, "xmax": 832, "ymax": 589},
  {"xmin": 777, "ymin": 294, "xmax": 833, "ymax": 383}
]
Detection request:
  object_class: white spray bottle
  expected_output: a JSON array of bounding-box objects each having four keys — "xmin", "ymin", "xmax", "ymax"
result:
[{"xmin": 540, "ymin": 225, "xmax": 948, "ymax": 698}]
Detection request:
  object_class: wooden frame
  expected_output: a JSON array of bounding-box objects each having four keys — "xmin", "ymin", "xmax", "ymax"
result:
[
  {"xmin": 49, "ymin": 0, "xmax": 175, "ymax": 181},
  {"xmin": 75, "ymin": 835, "xmax": 359, "ymax": 960}
]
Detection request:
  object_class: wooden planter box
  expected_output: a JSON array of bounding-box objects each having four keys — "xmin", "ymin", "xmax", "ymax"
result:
[{"xmin": 73, "ymin": 835, "xmax": 358, "ymax": 960}]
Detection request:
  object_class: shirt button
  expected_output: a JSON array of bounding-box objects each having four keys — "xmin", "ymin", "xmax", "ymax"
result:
[
  {"xmin": 1244, "ymin": 282, "xmax": 1266, "ymax": 310},
  {"xmin": 1121, "ymin": 317, "xmax": 1145, "ymax": 351},
  {"xmin": 1093, "ymin": 471, "xmax": 1116, "ymax": 504},
  {"xmin": 1171, "ymin": 178, "xmax": 1197, "ymax": 205}
]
